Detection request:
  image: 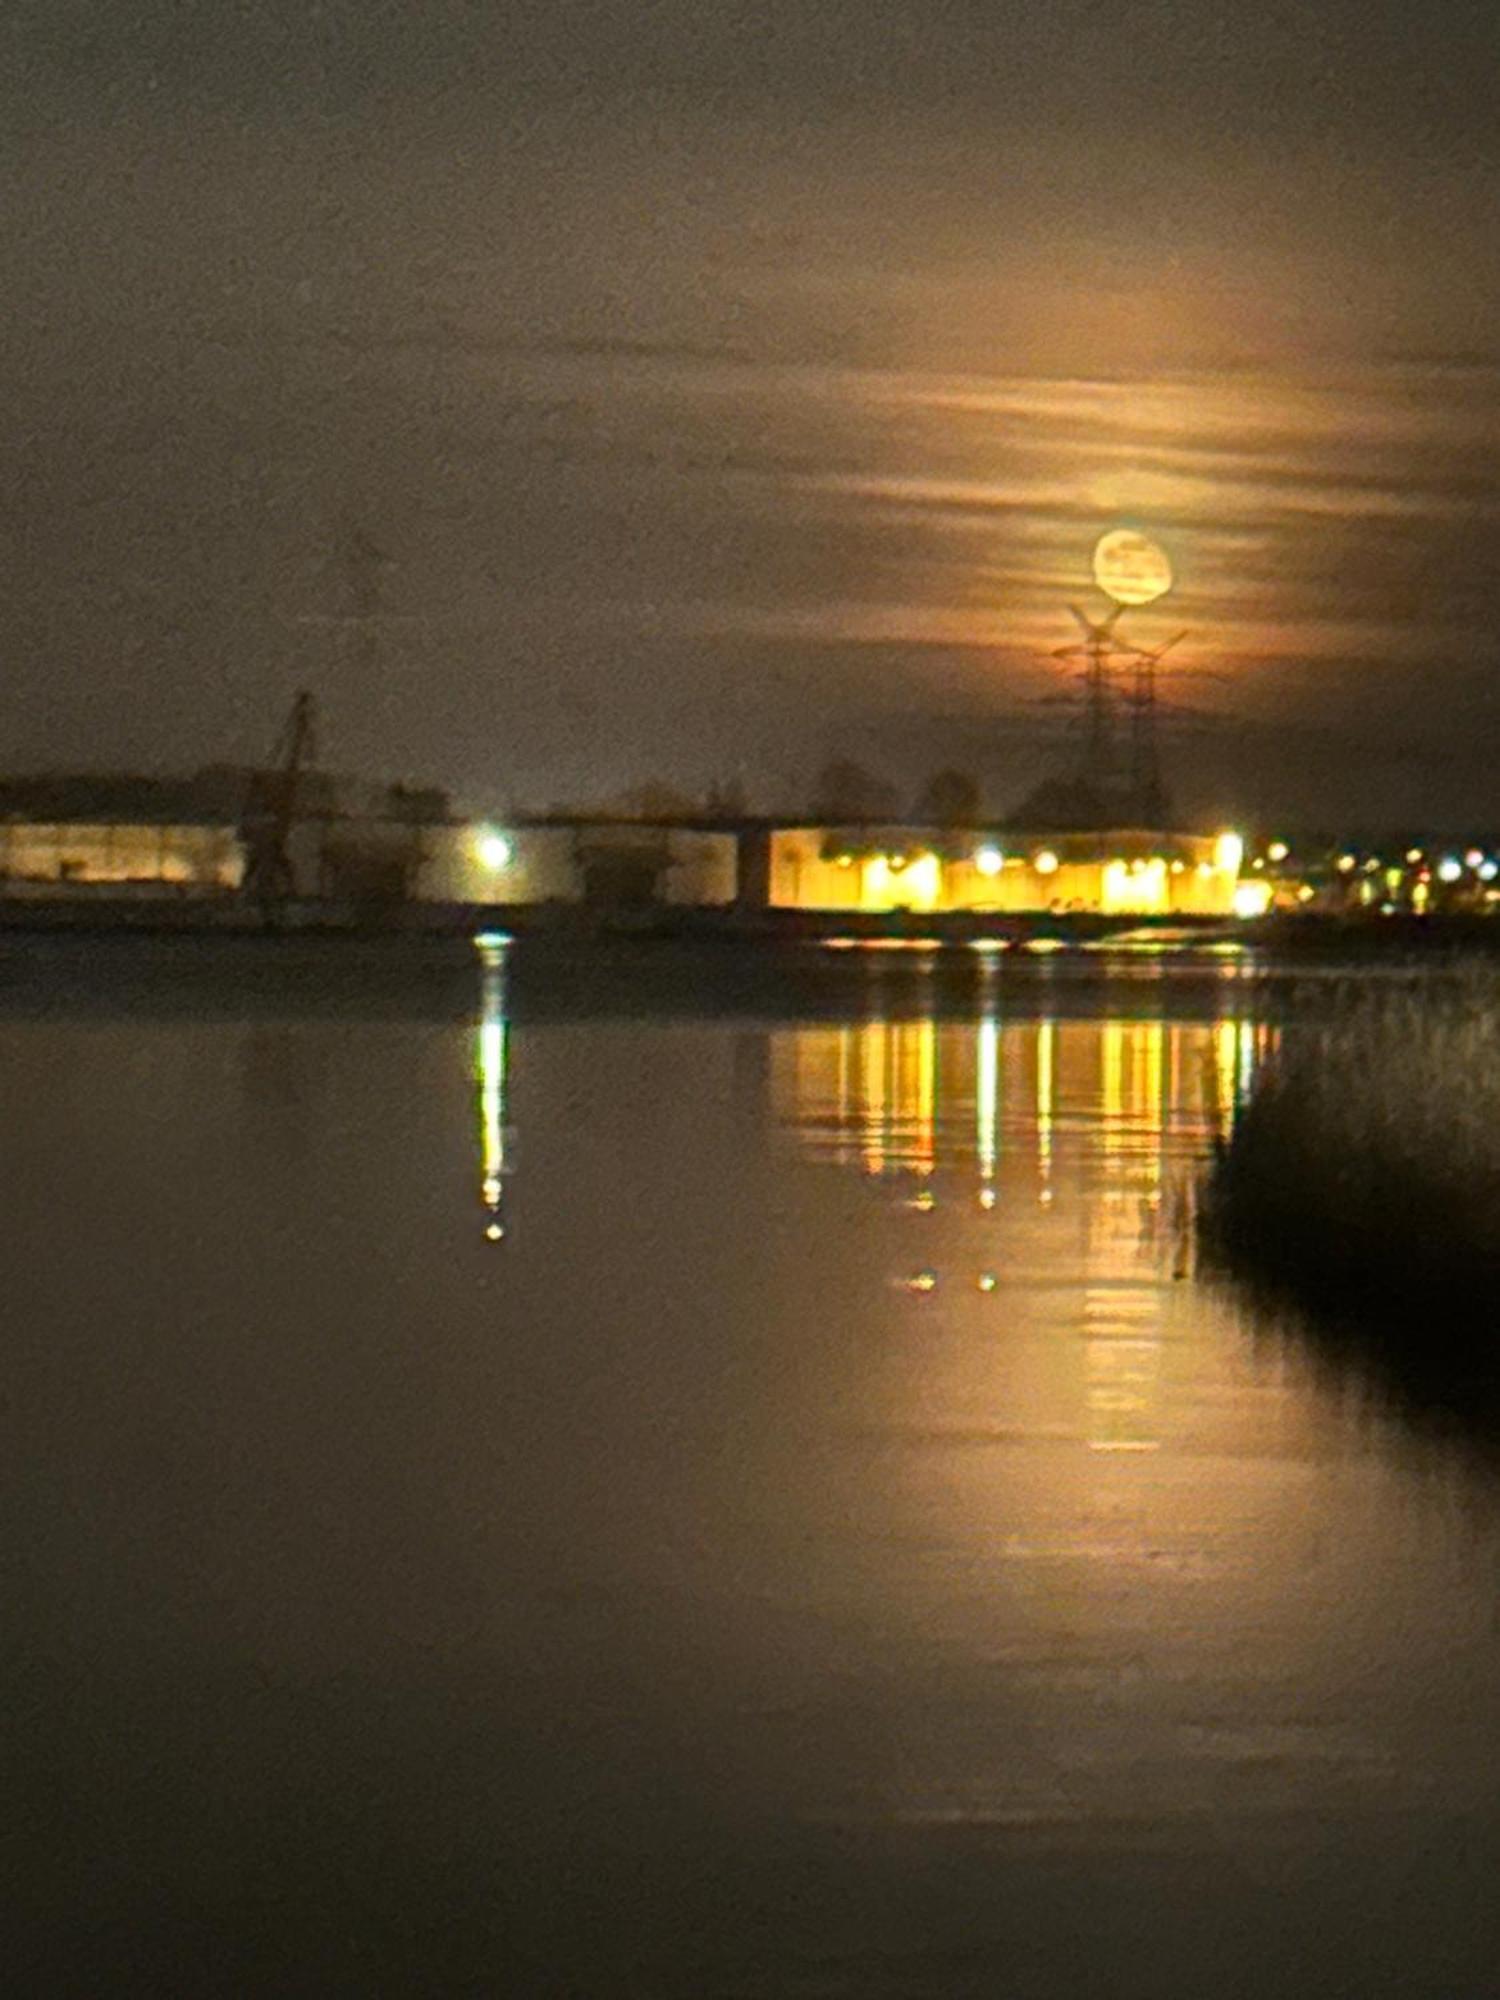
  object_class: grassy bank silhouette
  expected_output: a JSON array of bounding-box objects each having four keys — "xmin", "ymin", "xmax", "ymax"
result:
[{"xmin": 1203, "ymin": 972, "xmax": 1500, "ymax": 1396}]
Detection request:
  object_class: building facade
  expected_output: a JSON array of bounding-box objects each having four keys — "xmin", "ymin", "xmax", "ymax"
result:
[
  {"xmin": 0, "ymin": 818, "xmax": 242, "ymax": 891},
  {"xmin": 0, "ymin": 782, "xmax": 1259, "ymax": 921},
  {"xmin": 425, "ymin": 820, "xmax": 740, "ymax": 908},
  {"xmin": 766, "ymin": 827, "xmax": 1256, "ymax": 918}
]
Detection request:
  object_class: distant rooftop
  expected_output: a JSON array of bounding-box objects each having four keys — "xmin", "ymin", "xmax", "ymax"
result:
[{"xmin": 0, "ymin": 773, "xmax": 220, "ymax": 824}]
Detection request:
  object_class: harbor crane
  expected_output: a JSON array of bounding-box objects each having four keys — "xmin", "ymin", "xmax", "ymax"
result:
[{"xmin": 239, "ymin": 690, "xmax": 318, "ymax": 907}]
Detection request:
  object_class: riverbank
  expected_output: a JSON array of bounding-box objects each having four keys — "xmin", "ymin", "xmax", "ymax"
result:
[{"xmin": 2, "ymin": 889, "xmax": 1500, "ymax": 956}]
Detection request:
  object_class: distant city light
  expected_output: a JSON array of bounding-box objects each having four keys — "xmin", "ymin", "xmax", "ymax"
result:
[
  {"xmin": 1438, "ymin": 857, "xmax": 1463, "ymax": 883},
  {"xmin": 1232, "ymin": 880, "xmax": 1273, "ymax": 919},
  {"xmin": 476, "ymin": 831, "xmax": 513, "ymax": 870},
  {"xmin": 1214, "ymin": 832, "xmax": 1244, "ymax": 876},
  {"xmin": 974, "ymin": 845, "xmax": 1004, "ymax": 876},
  {"xmin": 1337, "ymin": 853, "xmax": 1357, "ymax": 872},
  {"xmin": 1482, "ymin": 862, "xmax": 1499, "ymax": 883},
  {"xmin": 1267, "ymin": 841, "xmax": 1289, "ymax": 863},
  {"xmin": 1034, "ymin": 849, "xmax": 1059, "ymax": 875},
  {"xmin": 1405, "ymin": 848, "xmax": 1423, "ymax": 864},
  {"xmin": 1466, "ymin": 848, "xmax": 1484, "ymax": 869}
]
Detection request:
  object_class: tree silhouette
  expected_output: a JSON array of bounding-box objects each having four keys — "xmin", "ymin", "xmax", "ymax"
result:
[
  {"xmin": 811, "ymin": 759, "xmax": 899, "ymax": 822},
  {"xmin": 914, "ymin": 768, "xmax": 981, "ymax": 825},
  {"xmin": 704, "ymin": 775, "xmax": 749, "ymax": 816},
  {"xmin": 609, "ymin": 780, "xmax": 699, "ymax": 820}
]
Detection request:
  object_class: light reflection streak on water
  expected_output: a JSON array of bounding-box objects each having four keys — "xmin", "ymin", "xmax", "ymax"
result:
[
  {"xmin": 1212, "ymin": 1017, "xmax": 1238, "ymax": 1142},
  {"xmin": 858, "ymin": 1020, "xmax": 885, "ymax": 1175},
  {"xmin": 1087, "ymin": 1020, "xmax": 1168, "ymax": 1451},
  {"xmin": 1035, "ymin": 1016, "xmax": 1055, "ymax": 1201},
  {"xmin": 1238, "ymin": 1017, "xmax": 1258, "ymax": 1105},
  {"xmin": 908, "ymin": 1016, "xmax": 936, "ymax": 1181},
  {"xmin": 753, "ymin": 993, "xmax": 1500, "ymax": 1856},
  {"xmin": 1101, "ymin": 1022, "xmax": 1124, "ymax": 1166},
  {"xmin": 840, "ymin": 1016, "xmax": 940, "ymax": 1177},
  {"xmin": 474, "ymin": 936, "xmax": 510, "ymax": 1241},
  {"xmin": 976, "ymin": 1007, "xmax": 1000, "ymax": 1203},
  {"xmin": 770, "ymin": 1001, "xmax": 1271, "ymax": 1304}
]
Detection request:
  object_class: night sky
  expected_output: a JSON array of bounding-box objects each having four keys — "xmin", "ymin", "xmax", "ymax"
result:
[{"xmin": 5, "ymin": 1, "xmax": 1500, "ymax": 824}]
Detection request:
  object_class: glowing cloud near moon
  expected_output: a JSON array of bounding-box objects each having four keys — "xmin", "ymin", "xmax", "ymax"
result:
[{"xmin": 1093, "ymin": 529, "xmax": 1173, "ymax": 607}]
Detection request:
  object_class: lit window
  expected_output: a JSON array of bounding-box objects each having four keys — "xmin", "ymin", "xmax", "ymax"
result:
[{"xmin": 1214, "ymin": 832, "xmax": 1244, "ymax": 875}]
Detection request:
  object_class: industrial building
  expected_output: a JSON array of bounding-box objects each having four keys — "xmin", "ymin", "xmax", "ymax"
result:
[
  {"xmin": 0, "ymin": 817, "xmax": 242, "ymax": 892},
  {"xmin": 0, "ymin": 777, "xmax": 244, "ymax": 893},
  {"xmin": 427, "ymin": 818, "xmax": 739, "ymax": 908},
  {"xmin": 762, "ymin": 825, "xmax": 1259, "ymax": 919},
  {"xmin": 0, "ymin": 770, "xmax": 448, "ymax": 901},
  {"xmin": 0, "ymin": 755, "xmax": 1258, "ymax": 921}
]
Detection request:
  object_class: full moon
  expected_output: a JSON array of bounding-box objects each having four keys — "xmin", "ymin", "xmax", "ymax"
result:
[{"xmin": 1093, "ymin": 529, "xmax": 1173, "ymax": 607}]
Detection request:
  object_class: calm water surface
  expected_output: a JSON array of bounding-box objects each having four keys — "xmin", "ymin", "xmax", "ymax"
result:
[{"xmin": 5, "ymin": 940, "xmax": 1499, "ymax": 1995}]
